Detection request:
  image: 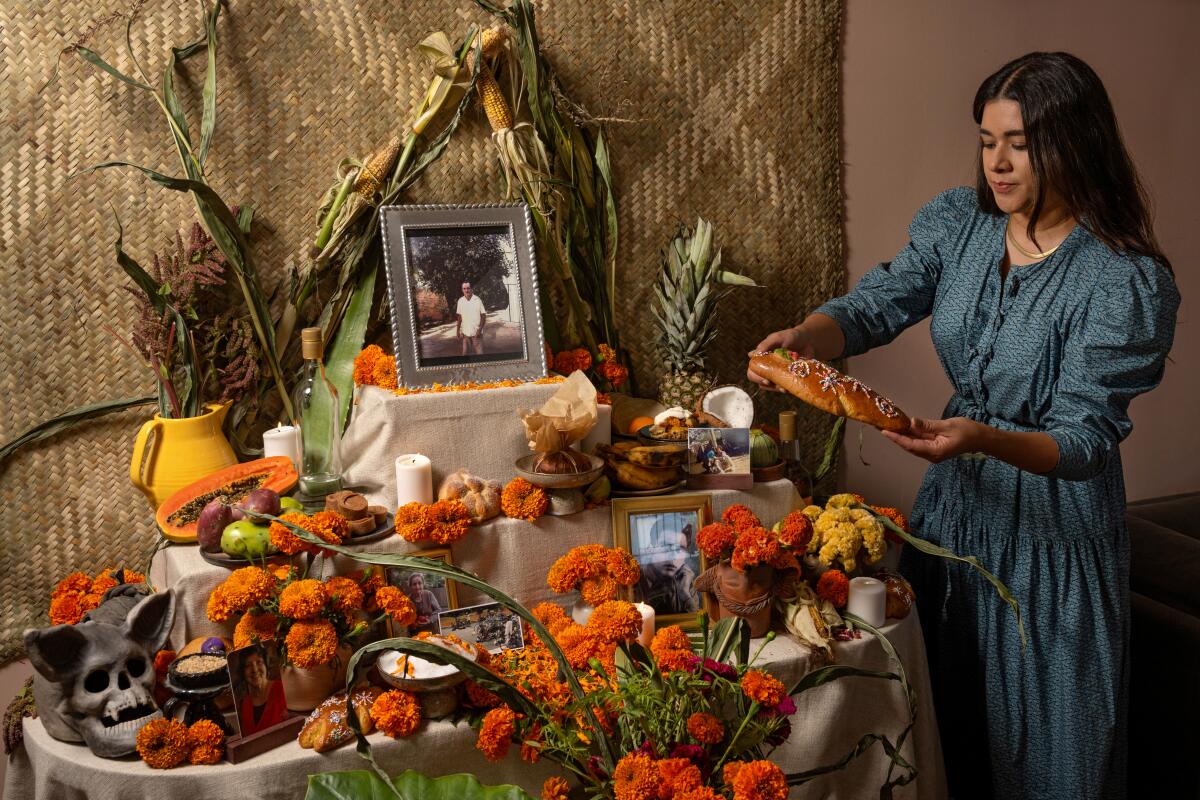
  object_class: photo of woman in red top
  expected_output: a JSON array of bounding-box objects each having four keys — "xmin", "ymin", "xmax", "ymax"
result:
[{"xmin": 232, "ymin": 643, "xmax": 288, "ymax": 736}]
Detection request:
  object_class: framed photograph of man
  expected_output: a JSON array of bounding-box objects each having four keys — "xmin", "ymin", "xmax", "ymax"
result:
[
  {"xmin": 385, "ymin": 548, "xmax": 459, "ymax": 637},
  {"xmin": 436, "ymin": 601, "xmax": 525, "ymax": 654},
  {"xmin": 612, "ymin": 494, "xmax": 715, "ymax": 628},
  {"xmin": 380, "ymin": 203, "xmax": 547, "ymax": 388}
]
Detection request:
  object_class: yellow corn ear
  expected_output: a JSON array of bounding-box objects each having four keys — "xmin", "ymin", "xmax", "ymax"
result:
[
  {"xmin": 480, "ymin": 27, "xmax": 506, "ymax": 58},
  {"xmin": 354, "ymin": 137, "xmax": 402, "ymax": 200},
  {"xmin": 478, "ymin": 70, "xmax": 513, "ymax": 131}
]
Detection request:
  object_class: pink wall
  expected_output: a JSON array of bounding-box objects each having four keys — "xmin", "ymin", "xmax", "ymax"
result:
[{"xmin": 840, "ymin": 0, "xmax": 1199, "ymax": 510}]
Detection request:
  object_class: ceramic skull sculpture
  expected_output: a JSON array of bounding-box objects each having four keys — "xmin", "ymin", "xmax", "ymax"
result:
[{"xmin": 24, "ymin": 588, "xmax": 175, "ymax": 758}]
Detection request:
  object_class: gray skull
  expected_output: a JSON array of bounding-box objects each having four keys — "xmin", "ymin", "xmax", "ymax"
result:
[{"xmin": 24, "ymin": 590, "xmax": 175, "ymax": 758}]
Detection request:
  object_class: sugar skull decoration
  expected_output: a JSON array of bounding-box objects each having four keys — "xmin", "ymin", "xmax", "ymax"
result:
[{"xmin": 24, "ymin": 586, "xmax": 176, "ymax": 758}]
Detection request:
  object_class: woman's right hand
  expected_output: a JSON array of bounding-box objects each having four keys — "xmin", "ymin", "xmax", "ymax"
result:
[{"xmin": 746, "ymin": 326, "xmax": 816, "ymax": 388}]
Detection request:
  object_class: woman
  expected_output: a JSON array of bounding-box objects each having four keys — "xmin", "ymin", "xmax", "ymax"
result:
[
  {"xmin": 749, "ymin": 52, "xmax": 1178, "ymax": 799},
  {"xmin": 236, "ymin": 647, "xmax": 288, "ymax": 735}
]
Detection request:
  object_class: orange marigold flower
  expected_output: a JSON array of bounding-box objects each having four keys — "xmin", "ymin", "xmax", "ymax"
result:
[
  {"xmin": 722, "ymin": 762, "xmax": 743, "ymax": 787},
  {"xmin": 234, "ymin": 611, "xmax": 279, "ymax": 649},
  {"xmin": 556, "ymin": 623, "xmax": 612, "ymax": 672},
  {"xmin": 153, "ymin": 649, "xmax": 177, "ymax": 677},
  {"xmin": 371, "ymin": 689, "xmax": 422, "ymax": 738},
  {"xmin": 355, "ymin": 566, "xmax": 386, "ymax": 593},
  {"xmin": 530, "ymin": 602, "xmax": 572, "ymax": 636},
  {"xmin": 278, "ymin": 579, "xmax": 328, "ymax": 619},
  {"xmin": 476, "ymin": 705, "xmax": 517, "ymax": 762},
  {"xmin": 598, "ymin": 360, "xmax": 629, "ymax": 388},
  {"xmin": 521, "ymin": 724, "xmax": 543, "ymax": 763},
  {"xmin": 271, "ymin": 564, "xmax": 294, "ymax": 583},
  {"xmin": 586, "ymin": 600, "xmax": 642, "ymax": 644},
  {"xmin": 675, "ymin": 788, "xmax": 722, "ymax": 800},
  {"xmin": 871, "ymin": 505, "xmax": 910, "ymax": 543},
  {"xmin": 542, "ymin": 776, "xmax": 570, "ymax": 800},
  {"xmin": 353, "ymin": 345, "xmax": 399, "ymax": 390},
  {"xmin": 730, "ymin": 527, "xmax": 782, "ymax": 572},
  {"xmin": 122, "ymin": 569, "xmax": 147, "ymax": 585},
  {"xmin": 221, "ymin": 566, "xmax": 275, "ymax": 611},
  {"xmin": 49, "ymin": 594, "xmax": 84, "ymax": 625},
  {"xmin": 285, "ymin": 618, "xmax": 339, "ymax": 669},
  {"xmin": 658, "ymin": 758, "xmax": 703, "ymax": 798},
  {"xmin": 598, "ymin": 344, "xmax": 617, "ymax": 362},
  {"xmin": 580, "ymin": 574, "xmax": 619, "ymax": 605},
  {"xmin": 464, "ymin": 678, "xmax": 503, "ymax": 708},
  {"xmin": 816, "ymin": 569, "xmax": 850, "ymax": 609},
  {"xmin": 651, "ymin": 625, "xmax": 695, "ymax": 672},
  {"xmin": 186, "ymin": 719, "xmax": 224, "ymax": 764},
  {"xmin": 612, "ymin": 752, "xmax": 658, "ymax": 800},
  {"xmin": 269, "ymin": 511, "xmax": 312, "ymax": 555},
  {"xmin": 205, "ymin": 587, "xmax": 236, "ymax": 623},
  {"xmin": 775, "ymin": 510, "xmax": 814, "ymax": 549},
  {"xmin": 325, "ymin": 576, "xmax": 364, "ymax": 613},
  {"xmin": 52, "ymin": 571, "xmax": 92, "ymax": 598},
  {"xmin": 697, "ymin": 522, "xmax": 738, "ymax": 561},
  {"xmin": 730, "ymin": 759, "xmax": 788, "ymax": 800},
  {"xmin": 90, "ymin": 569, "xmax": 119, "ymax": 596},
  {"xmin": 427, "ymin": 499, "xmax": 472, "ymax": 544},
  {"xmin": 395, "ymin": 502, "xmax": 434, "ymax": 542},
  {"xmin": 270, "ymin": 511, "xmax": 349, "ymax": 555},
  {"xmin": 722, "ymin": 504, "xmax": 761, "ymax": 532},
  {"xmin": 136, "ymin": 718, "xmax": 189, "ymax": 769},
  {"xmin": 687, "ymin": 711, "xmax": 724, "ymax": 744},
  {"xmin": 552, "ymin": 347, "xmax": 592, "ymax": 375},
  {"xmin": 605, "ymin": 548, "xmax": 640, "ymax": 585},
  {"xmin": 741, "ymin": 670, "xmax": 786, "ymax": 707},
  {"xmin": 502, "ymin": 478, "xmax": 548, "ymax": 522},
  {"xmin": 79, "ymin": 593, "xmax": 103, "ymax": 614},
  {"xmin": 375, "ymin": 585, "xmax": 417, "ymax": 626}
]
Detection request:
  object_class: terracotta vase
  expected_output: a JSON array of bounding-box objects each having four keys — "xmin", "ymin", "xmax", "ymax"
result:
[
  {"xmin": 695, "ymin": 561, "xmax": 776, "ymax": 637},
  {"xmin": 281, "ymin": 645, "xmax": 351, "ymax": 712}
]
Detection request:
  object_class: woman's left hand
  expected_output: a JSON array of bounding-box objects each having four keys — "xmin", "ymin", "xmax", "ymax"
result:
[{"xmin": 881, "ymin": 417, "xmax": 984, "ymax": 463}]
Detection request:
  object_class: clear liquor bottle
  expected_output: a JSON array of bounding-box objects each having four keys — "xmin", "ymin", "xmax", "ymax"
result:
[{"xmin": 292, "ymin": 327, "xmax": 343, "ymax": 497}]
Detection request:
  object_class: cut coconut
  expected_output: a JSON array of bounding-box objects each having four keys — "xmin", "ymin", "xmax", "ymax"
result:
[
  {"xmin": 700, "ymin": 385, "xmax": 754, "ymax": 429},
  {"xmin": 653, "ymin": 407, "xmax": 692, "ymax": 426}
]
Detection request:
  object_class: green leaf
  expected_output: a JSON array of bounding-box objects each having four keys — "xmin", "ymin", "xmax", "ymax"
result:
[
  {"xmin": 321, "ymin": 262, "xmax": 376, "ymax": 432},
  {"xmin": 306, "ymin": 769, "xmax": 536, "ymax": 800},
  {"xmin": 0, "ymin": 397, "xmax": 156, "ymax": 468},
  {"xmin": 594, "ymin": 128, "xmax": 619, "ymax": 341},
  {"xmin": 161, "ymin": 44, "xmax": 193, "ymax": 160},
  {"xmin": 198, "ymin": 1, "xmax": 221, "ymax": 166},
  {"xmin": 113, "ymin": 217, "xmax": 164, "ymax": 310},
  {"xmin": 75, "ymin": 47, "xmax": 151, "ymax": 90}
]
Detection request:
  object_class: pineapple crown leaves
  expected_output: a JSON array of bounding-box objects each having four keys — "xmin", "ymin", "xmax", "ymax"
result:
[{"xmin": 653, "ymin": 217, "xmax": 759, "ymax": 373}]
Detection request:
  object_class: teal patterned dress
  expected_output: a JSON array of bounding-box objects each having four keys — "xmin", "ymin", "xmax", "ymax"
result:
[{"xmin": 814, "ymin": 187, "xmax": 1179, "ymax": 800}]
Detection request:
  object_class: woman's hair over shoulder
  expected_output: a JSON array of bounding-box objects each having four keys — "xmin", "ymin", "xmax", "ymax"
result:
[{"xmin": 973, "ymin": 51, "xmax": 1173, "ymax": 274}]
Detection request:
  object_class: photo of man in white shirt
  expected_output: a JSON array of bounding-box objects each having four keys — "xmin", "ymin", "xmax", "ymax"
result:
[{"xmin": 455, "ymin": 281, "xmax": 487, "ymax": 356}]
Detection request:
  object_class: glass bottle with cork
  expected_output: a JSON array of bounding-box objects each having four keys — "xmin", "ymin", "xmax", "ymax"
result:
[{"xmin": 292, "ymin": 327, "xmax": 343, "ymax": 498}]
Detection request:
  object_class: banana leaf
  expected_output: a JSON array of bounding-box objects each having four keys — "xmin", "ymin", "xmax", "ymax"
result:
[
  {"xmin": 860, "ymin": 504, "xmax": 1026, "ymax": 648},
  {"xmin": 306, "ymin": 769, "xmax": 535, "ymax": 800},
  {"xmin": 0, "ymin": 396, "xmax": 155, "ymax": 468}
]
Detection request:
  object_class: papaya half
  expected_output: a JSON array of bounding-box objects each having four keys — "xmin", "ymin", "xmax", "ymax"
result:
[{"xmin": 155, "ymin": 456, "xmax": 298, "ymax": 543}]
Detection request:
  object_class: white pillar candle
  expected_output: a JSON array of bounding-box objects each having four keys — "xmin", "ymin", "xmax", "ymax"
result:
[
  {"xmin": 395, "ymin": 454, "xmax": 433, "ymax": 506},
  {"xmin": 846, "ymin": 577, "xmax": 887, "ymax": 628},
  {"xmin": 579, "ymin": 403, "xmax": 612, "ymax": 456},
  {"xmin": 634, "ymin": 602, "xmax": 656, "ymax": 647},
  {"xmin": 263, "ymin": 424, "xmax": 303, "ymax": 474}
]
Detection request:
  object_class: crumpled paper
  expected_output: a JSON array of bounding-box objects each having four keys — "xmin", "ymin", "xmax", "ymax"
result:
[{"xmin": 519, "ymin": 370, "xmax": 598, "ymax": 453}]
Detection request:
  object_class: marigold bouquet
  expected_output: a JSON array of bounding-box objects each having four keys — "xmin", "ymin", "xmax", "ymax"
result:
[
  {"xmin": 48, "ymin": 567, "xmax": 147, "ymax": 626},
  {"xmin": 697, "ymin": 505, "xmax": 813, "ymax": 573},
  {"xmin": 546, "ymin": 544, "xmax": 640, "ymax": 606}
]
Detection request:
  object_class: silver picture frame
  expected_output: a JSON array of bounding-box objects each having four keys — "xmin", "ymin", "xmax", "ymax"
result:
[{"xmin": 379, "ymin": 203, "xmax": 547, "ymax": 388}]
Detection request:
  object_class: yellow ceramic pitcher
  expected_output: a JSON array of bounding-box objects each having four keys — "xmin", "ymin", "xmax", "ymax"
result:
[{"xmin": 129, "ymin": 403, "xmax": 238, "ymax": 510}]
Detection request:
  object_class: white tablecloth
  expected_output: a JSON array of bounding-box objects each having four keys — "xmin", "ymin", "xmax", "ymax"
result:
[
  {"xmin": 5, "ymin": 611, "xmax": 945, "ymax": 800},
  {"xmin": 149, "ymin": 480, "xmax": 803, "ymax": 651}
]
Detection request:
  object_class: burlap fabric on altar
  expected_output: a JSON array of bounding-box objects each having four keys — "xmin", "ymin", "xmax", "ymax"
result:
[{"xmin": 0, "ymin": 0, "xmax": 844, "ymax": 664}]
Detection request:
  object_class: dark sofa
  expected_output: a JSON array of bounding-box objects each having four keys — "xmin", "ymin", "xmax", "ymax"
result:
[{"xmin": 1126, "ymin": 492, "xmax": 1200, "ymax": 798}]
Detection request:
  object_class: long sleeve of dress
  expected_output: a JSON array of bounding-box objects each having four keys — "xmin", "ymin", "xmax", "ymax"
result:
[
  {"xmin": 1043, "ymin": 256, "xmax": 1180, "ymax": 481},
  {"xmin": 814, "ymin": 186, "xmax": 971, "ymax": 358}
]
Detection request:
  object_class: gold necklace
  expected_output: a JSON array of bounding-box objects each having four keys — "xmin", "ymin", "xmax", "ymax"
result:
[{"xmin": 1006, "ymin": 218, "xmax": 1062, "ymax": 261}]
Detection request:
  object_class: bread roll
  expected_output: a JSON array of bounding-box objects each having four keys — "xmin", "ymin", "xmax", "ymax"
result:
[{"xmin": 748, "ymin": 351, "xmax": 909, "ymax": 432}]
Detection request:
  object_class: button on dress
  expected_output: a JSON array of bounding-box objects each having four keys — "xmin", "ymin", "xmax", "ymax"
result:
[{"xmin": 814, "ymin": 187, "xmax": 1180, "ymax": 800}]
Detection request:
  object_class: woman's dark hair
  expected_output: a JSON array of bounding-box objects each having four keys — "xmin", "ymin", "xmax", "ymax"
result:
[{"xmin": 973, "ymin": 51, "xmax": 1172, "ymax": 272}]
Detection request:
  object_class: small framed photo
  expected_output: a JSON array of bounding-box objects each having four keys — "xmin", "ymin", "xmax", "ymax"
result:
[
  {"xmin": 380, "ymin": 203, "xmax": 547, "ymax": 388},
  {"xmin": 686, "ymin": 428, "xmax": 753, "ymax": 491},
  {"xmin": 436, "ymin": 601, "xmax": 525, "ymax": 654},
  {"xmin": 612, "ymin": 494, "xmax": 715, "ymax": 628},
  {"xmin": 227, "ymin": 641, "xmax": 290, "ymax": 738},
  {"xmin": 386, "ymin": 547, "xmax": 459, "ymax": 637}
]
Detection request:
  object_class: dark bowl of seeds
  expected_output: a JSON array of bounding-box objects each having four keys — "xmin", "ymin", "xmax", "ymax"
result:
[{"xmin": 168, "ymin": 653, "xmax": 230, "ymax": 691}]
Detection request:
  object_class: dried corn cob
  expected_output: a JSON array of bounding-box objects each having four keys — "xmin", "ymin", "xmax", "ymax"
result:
[
  {"xmin": 480, "ymin": 26, "xmax": 506, "ymax": 57},
  {"xmin": 478, "ymin": 69, "xmax": 513, "ymax": 131},
  {"xmin": 354, "ymin": 137, "xmax": 402, "ymax": 200}
]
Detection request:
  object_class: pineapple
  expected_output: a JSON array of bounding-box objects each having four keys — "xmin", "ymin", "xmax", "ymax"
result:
[{"xmin": 653, "ymin": 218, "xmax": 757, "ymax": 408}]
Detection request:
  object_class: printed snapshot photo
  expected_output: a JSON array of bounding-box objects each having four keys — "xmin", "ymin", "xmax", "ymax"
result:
[
  {"xmin": 385, "ymin": 548, "xmax": 459, "ymax": 637},
  {"xmin": 436, "ymin": 601, "xmax": 525, "ymax": 654},
  {"xmin": 405, "ymin": 224, "xmax": 526, "ymax": 368},
  {"xmin": 227, "ymin": 641, "xmax": 289, "ymax": 737},
  {"xmin": 612, "ymin": 494, "xmax": 713, "ymax": 626},
  {"xmin": 686, "ymin": 428, "xmax": 752, "ymax": 475}
]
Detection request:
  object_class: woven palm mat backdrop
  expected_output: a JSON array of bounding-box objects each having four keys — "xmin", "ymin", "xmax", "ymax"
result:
[{"xmin": 0, "ymin": 0, "xmax": 844, "ymax": 664}]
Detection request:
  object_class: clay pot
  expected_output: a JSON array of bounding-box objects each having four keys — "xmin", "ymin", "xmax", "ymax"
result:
[
  {"xmin": 695, "ymin": 561, "xmax": 776, "ymax": 637},
  {"xmin": 282, "ymin": 645, "xmax": 351, "ymax": 712}
]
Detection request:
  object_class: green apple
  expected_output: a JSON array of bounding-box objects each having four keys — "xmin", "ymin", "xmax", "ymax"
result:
[
  {"xmin": 220, "ymin": 520, "xmax": 273, "ymax": 559},
  {"xmin": 279, "ymin": 496, "xmax": 304, "ymax": 513}
]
